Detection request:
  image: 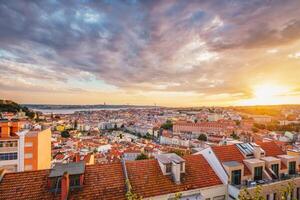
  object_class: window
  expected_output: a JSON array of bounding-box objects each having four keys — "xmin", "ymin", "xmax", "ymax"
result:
[
  {"xmin": 49, "ymin": 178, "xmax": 61, "ymax": 190},
  {"xmin": 254, "ymin": 166, "xmax": 263, "ymax": 181},
  {"xmin": 271, "ymin": 164, "xmax": 279, "ymax": 177},
  {"xmin": 180, "ymin": 162, "xmax": 184, "ymax": 171},
  {"xmin": 25, "ymin": 142, "xmax": 33, "ymax": 147},
  {"xmin": 0, "ymin": 141, "xmax": 18, "ymax": 148},
  {"xmin": 70, "ymin": 175, "xmax": 81, "ymax": 187},
  {"xmin": 289, "ymin": 161, "xmax": 296, "ymax": 175},
  {"xmin": 0, "ymin": 153, "xmax": 18, "ymax": 160},
  {"xmin": 25, "ymin": 153, "xmax": 33, "ymax": 159},
  {"xmin": 24, "ymin": 165, "xmax": 32, "ymax": 171},
  {"xmin": 166, "ymin": 163, "xmax": 172, "ymax": 173},
  {"xmin": 231, "ymin": 170, "xmax": 241, "ymax": 185}
]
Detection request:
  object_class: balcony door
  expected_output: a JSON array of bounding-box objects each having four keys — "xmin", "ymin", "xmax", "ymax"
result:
[{"xmin": 254, "ymin": 166, "xmax": 263, "ymax": 181}]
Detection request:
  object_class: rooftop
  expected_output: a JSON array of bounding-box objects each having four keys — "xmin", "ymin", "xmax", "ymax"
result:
[
  {"xmin": 0, "ymin": 163, "xmax": 126, "ymax": 200},
  {"xmin": 0, "ymin": 155, "xmax": 222, "ymax": 199}
]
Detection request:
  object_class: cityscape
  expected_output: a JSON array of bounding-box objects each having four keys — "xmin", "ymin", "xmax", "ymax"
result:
[{"xmin": 1, "ymin": 1, "xmax": 300, "ymax": 200}]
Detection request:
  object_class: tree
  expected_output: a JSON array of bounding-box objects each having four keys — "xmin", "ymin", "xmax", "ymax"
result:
[
  {"xmin": 174, "ymin": 192, "xmax": 182, "ymax": 200},
  {"xmin": 239, "ymin": 185, "xmax": 265, "ymax": 200},
  {"xmin": 169, "ymin": 149, "xmax": 184, "ymax": 156},
  {"xmin": 61, "ymin": 130, "xmax": 70, "ymax": 138},
  {"xmin": 198, "ymin": 134, "xmax": 207, "ymax": 141},
  {"xmin": 230, "ymin": 132, "xmax": 240, "ymax": 140},
  {"xmin": 161, "ymin": 120, "xmax": 173, "ymax": 130},
  {"xmin": 239, "ymin": 181, "xmax": 296, "ymax": 200},
  {"xmin": 136, "ymin": 153, "xmax": 148, "ymax": 160},
  {"xmin": 125, "ymin": 179, "xmax": 142, "ymax": 200}
]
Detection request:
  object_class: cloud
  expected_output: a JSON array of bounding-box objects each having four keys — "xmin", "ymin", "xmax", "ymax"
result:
[{"xmin": 0, "ymin": 0, "xmax": 300, "ymax": 105}]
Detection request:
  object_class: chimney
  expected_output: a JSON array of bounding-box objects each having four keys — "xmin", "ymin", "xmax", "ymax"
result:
[
  {"xmin": 74, "ymin": 153, "xmax": 80, "ymax": 162},
  {"xmin": 253, "ymin": 144, "xmax": 263, "ymax": 159},
  {"xmin": 61, "ymin": 172, "xmax": 69, "ymax": 200},
  {"xmin": 171, "ymin": 161, "xmax": 181, "ymax": 184},
  {"xmin": 155, "ymin": 153, "xmax": 185, "ymax": 184}
]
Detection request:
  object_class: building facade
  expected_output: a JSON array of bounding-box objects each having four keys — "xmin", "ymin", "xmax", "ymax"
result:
[{"xmin": 0, "ymin": 120, "xmax": 51, "ymax": 172}]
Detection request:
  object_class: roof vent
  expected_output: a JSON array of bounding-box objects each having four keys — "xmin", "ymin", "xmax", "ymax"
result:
[{"xmin": 155, "ymin": 153, "xmax": 185, "ymax": 184}]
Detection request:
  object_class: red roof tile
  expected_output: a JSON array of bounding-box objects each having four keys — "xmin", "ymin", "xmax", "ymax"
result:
[
  {"xmin": 0, "ymin": 163, "xmax": 126, "ymax": 200},
  {"xmin": 256, "ymin": 141, "xmax": 285, "ymax": 157},
  {"xmin": 126, "ymin": 154, "xmax": 222, "ymax": 198},
  {"xmin": 212, "ymin": 145, "xmax": 251, "ymax": 176}
]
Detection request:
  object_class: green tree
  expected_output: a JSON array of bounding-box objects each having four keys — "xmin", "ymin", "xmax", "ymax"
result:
[
  {"xmin": 230, "ymin": 132, "xmax": 240, "ymax": 140},
  {"xmin": 61, "ymin": 130, "xmax": 70, "ymax": 138},
  {"xmin": 239, "ymin": 185, "xmax": 265, "ymax": 200},
  {"xmin": 136, "ymin": 153, "xmax": 148, "ymax": 160},
  {"xmin": 160, "ymin": 120, "xmax": 173, "ymax": 130},
  {"xmin": 125, "ymin": 179, "xmax": 142, "ymax": 200},
  {"xmin": 198, "ymin": 134, "xmax": 207, "ymax": 141},
  {"xmin": 169, "ymin": 149, "xmax": 184, "ymax": 156},
  {"xmin": 239, "ymin": 181, "xmax": 296, "ymax": 200}
]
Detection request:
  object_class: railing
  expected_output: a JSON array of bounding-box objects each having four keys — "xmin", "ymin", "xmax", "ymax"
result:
[
  {"xmin": 232, "ymin": 173, "xmax": 300, "ymax": 189},
  {"xmin": 0, "ymin": 146, "xmax": 18, "ymax": 153}
]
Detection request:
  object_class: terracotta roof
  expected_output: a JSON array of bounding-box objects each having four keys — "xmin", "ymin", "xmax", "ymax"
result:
[
  {"xmin": 0, "ymin": 154, "xmax": 223, "ymax": 199},
  {"xmin": 126, "ymin": 154, "xmax": 222, "ymax": 198},
  {"xmin": 256, "ymin": 141, "xmax": 284, "ymax": 157},
  {"xmin": 0, "ymin": 163, "xmax": 126, "ymax": 200},
  {"xmin": 212, "ymin": 145, "xmax": 251, "ymax": 176}
]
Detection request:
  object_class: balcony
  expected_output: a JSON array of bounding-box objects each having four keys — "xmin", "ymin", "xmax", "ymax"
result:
[
  {"xmin": 232, "ymin": 173, "xmax": 300, "ymax": 189},
  {"xmin": 0, "ymin": 146, "xmax": 18, "ymax": 153}
]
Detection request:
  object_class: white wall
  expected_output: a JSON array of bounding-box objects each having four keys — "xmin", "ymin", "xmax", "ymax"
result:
[
  {"xmin": 197, "ymin": 147, "xmax": 228, "ymax": 184},
  {"xmin": 144, "ymin": 185, "xmax": 226, "ymax": 200},
  {"xmin": 17, "ymin": 130, "xmax": 28, "ymax": 172}
]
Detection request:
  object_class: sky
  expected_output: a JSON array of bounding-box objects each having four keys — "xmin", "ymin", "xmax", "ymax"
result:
[{"xmin": 0, "ymin": 0, "xmax": 300, "ymax": 107}]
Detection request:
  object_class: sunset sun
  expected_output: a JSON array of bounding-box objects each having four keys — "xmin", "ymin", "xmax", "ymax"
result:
[
  {"xmin": 241, "ymin": 84, "xmax": 291, "ymax": 105},
  {"xmin": 253, "ymin": 84, "xmax": 289, "ymax": 99}
]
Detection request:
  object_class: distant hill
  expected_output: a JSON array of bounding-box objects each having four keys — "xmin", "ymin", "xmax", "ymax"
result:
[
  {"xmin": 23, "ymin": 104, "xmax": 155, "ymax": 110},
  {"xmin": 0, "ymin": 100, "xmax": 35, "ymax": 118}
]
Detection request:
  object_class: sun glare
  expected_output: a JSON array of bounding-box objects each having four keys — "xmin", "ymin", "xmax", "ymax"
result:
[
  {"xmin": 240, "ymin": 84, "xmax": 291, "ymax": 105},
  {"xmin": 253, "ymin": 84, "xmax": 289, "ymax": 99}
]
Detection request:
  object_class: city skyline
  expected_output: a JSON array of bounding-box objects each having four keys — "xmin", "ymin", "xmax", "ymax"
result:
[{"xmin": 1, "ymin": 1, "xmax": 300, "ymax": 106}]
